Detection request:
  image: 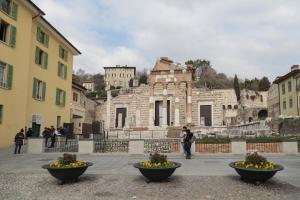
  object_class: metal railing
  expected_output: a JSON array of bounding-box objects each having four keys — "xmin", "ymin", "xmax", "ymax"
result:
[
  {"xmin": 94, "ymin": 139, "xmax": 129, "ymax": 153},
  {"xmin": 144, "ymin": 139, "xmax": 181, "ymax": 153},
  {"xmin": 44, "ymin": 137, "xmax": 78, "ymax": 153}
]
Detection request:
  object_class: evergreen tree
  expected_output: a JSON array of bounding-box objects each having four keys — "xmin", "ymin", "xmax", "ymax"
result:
[
  {"xmin": 258, "ymin": 76, "xmax": 271, "ymax": 91},
  {"xmin": 234, "ymin": 74, "xmax": 240, "ymax": 101}
]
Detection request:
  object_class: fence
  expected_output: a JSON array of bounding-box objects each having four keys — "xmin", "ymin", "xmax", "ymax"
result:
[
  {"xmin": 195, "ymin": 143, "xmax": 230, "ymax": 153},
  {"xmin": 144, "ymin": 139, "xmax": 181, "ymax": 153},
  {"xmin": 44, "ymin": 137, "xmax": 78, "ymax": 153},
  {"xmin": 94, "ymin": 139, "xmax": 129, "ymax": 153},
  {"xmin": 246, "ymin": 143, "xmax": 281, "ymax": 153}
]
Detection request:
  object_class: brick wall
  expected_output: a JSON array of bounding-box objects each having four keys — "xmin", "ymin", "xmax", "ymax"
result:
[
  {"xmin": 246, "ymin": 143, "xmax": 282, "ymax": 153},
  {"xmin": 196, "ymin": 143, "xmax": 230, "ymax": 153}
]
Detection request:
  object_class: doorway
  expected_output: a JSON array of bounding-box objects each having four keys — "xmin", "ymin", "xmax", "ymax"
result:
[
  {"xmin": 155, "ymin": 100, "xmax": 170, "ymax": 126},
  {"xmin": 200, "ymin": 105, "xmax": 212, "ymax": 126},
  {"xmin": 115, "ymin": 108, "xmax": 127, "ymax": 128}
]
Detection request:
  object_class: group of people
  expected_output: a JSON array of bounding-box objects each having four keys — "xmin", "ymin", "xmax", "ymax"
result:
[
  {"xmin": 42, "ymin": 126, "xmax": 69, "ymax": 148},
  {"xmin": 180, "ymin": 126, "xmax": 195, "ymax": 159}
]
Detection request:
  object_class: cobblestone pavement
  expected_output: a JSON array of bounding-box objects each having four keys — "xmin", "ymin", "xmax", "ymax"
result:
[{"xmin": 0, "ymin": 146, "xmax": 300, "ymax": 199}]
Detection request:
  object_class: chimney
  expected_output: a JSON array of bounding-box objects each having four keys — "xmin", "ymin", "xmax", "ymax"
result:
[{"xmin": 291, "ymin": 65, "xmax": 299, "ymax": 71}]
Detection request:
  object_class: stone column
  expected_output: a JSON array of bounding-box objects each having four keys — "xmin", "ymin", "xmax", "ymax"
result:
[
  {"xmin": 106, "ymin": 90, "xmax": 111, "ymax": 129},
  {"xmin": 174, "ymin": 82, "xmax": 180, "ymax": 126},
  {"xmin": 186, "ymin": 82, "xmax": 192, "ymax": 124},
  {"xmin": 162, "ymin": 83, "xmax": 168, "ymax": 127},
  {"xmin": 149, "ymin": 85, "xmax": 154, "ymax": 127}
]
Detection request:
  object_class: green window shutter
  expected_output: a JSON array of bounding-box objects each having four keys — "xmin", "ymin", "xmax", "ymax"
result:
[
  {"xmin": 56, "ymin": 88, "xmax": 60, "ymax": 105},
  {"xmin": 44, "ymin": 52, "xmax": 48, "ymax": 69},
  {"xmin": 42, "ymin": 82, "xmax": 46, "ymax": 101},
  {"xmin": 65, "ymin": 51, "xmax": 68, "ymax": 61},
  {"xmin": 36, "ymin": 27, "xmax": 41, "ymax": 42},
  {"xmin": 6, "ymin": 64, "xmax": 13, "ymax": 89},
  {"xmin": 11, "ymin": 2, "xmax": 18, "ymax": 20},
  {"xmin": 63, "ymin": 91, "xmax": 66, "ymax": 106},
  {"xmin": 32, "ymin": 78, "xmax": 37, "ymax": 98},
  {"xmin": 35, "ymin": 47, "xmax": 40, "ymax": 64},
  {"xmin": 59, "ymin": 46, "xmax": 63, "ymax": 58},
  {"xmin": 57, "ymin": 63, "xmax": 61, "ymax": 77},
  {"xmin": 9, "ymin": 25, "xmax": 17, "ymax": 48},
  {"xmin": 45, "ymin": 34, "xmax": 49, "ymax": 47},
  {"xmin": 64, "ymin": 66, "xmax": 67, "ymax": 79}
]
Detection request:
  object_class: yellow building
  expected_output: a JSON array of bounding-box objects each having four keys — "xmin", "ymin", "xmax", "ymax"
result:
[
  {"xmin": 0, "ymin": 0, "xmax": 80, "ymax": 147},
  {"xmin": 273, "ymin": 65, "xmax": 300, "ymax": 117},
  {"xmin": 104, "ymin": 65, "xmax": 136, "ymax": 89}
]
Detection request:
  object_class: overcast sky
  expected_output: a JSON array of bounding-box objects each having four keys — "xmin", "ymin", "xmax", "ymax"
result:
[{"xmin": 33, "ymin": 0, "xmax": 300, "ymax": 81}]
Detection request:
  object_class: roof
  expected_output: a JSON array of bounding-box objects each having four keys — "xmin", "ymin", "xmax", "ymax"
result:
[
  {"xmin": 104, "ymin": 66, "xmax": 136, "ymax": 69},
  {"xmin": 273, "ymin": 69, "xmax": 300, "ymax": 84},
  {"xmin": 72, "ymin": 81, "xmax": 87, "ymax": 92},
  {"xmin": 27, "ymin": 1, "xmax": 81, "ymax": 55}
]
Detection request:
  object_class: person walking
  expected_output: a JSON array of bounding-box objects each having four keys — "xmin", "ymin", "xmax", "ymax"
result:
[
  {"xmin": 42, "ymin": 127, "xmax": 50, "ymax": 147},
  {"xmin": 184, "ymin": 129, "xmax": 194, "ymax": 159},
  {"xmin": 180, "ymin": 126, "xmax": 187, "ymax": 156},
  {"xmin": 14, "ymin": 129, "xmax": 25, "ymax": 154}
]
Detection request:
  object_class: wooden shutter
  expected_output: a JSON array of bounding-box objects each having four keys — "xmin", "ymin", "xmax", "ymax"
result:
[
  {"xmin": 56, "ymin": 88, "xmax": 60, "ymax": 105},
  {"xmin": 36, "ymin": 27, "xmax": 41, "ymax": 42},
  {"xmin": 9, "ymin": 25, "xmax": 17, "ymax": 48},
  {"xmin": 57, "ymin": 63, "xmax": 61, "ymax": 76},
  {"xmin": 42, "ymin": 82, "xmax": 46, "ymax": 101},
  {"xmin": 64, "ymin": 65, "xmax": 67, "ymax": 79},
  {"xmin": 6, "ymin": 64, "xmax": 13, "ymax": 89},
  {"xmin": 45, "ymin": 34, "xmax": 49, "ymax": 47},
  {"xmin": 59, "ymin": 46, "xmax": 63, "ymax": 58},
  {"xmin": 65, "ymin": 51, "xmax": 68, "ymax": 61},
  {"xmin": 44, "ymin": 52, "xmax": 48, "ymax": 69},
  {"xmin": 63, "ymin": 91, "xmax": 66, "ymax": 106},
  {"xmin": 32, "ymin": 78, "xmax": 37, "ymax": 98},
  {"xmin": 35, "ymin": 47, "xmax": 40, "ymax": 64},
  {"xmin": 11, "ymin": 2, "xmax": 18, "ymax": 20}
]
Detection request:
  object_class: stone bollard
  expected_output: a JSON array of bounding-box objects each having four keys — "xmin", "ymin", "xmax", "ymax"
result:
[
  {"xmin": 231, "ymin": 141, "xmax": 247, "ymax": 154},
  {"xmin": 28, "ymin": 138, "xmax": 44, "ymax": 154},
  {"xmin": 78, "ymin": 140, "xmax": 94, "ymax": 154},
  {"xmin": 129, "ymin": 140, "xmax": 144, "ymax": 154},
  {"xmin": 281, "ymin": 141, "xmax": 298, "ymax": 154}
]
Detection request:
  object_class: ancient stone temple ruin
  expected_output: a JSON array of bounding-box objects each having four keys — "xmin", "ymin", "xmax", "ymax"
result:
[{"xmin": 99, "ymin": 57, "xmax": 270, "ymax": 138}]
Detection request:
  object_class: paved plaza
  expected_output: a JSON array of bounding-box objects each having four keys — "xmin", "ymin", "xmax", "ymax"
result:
[{"xmin": 0, "ymin": 147, "xmax": 300, "ymax": 199}]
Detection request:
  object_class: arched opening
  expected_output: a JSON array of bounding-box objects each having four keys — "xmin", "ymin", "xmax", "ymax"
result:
[{"xmin": 258, "ymin": 109, "xmax": 268, "ymax": 120}]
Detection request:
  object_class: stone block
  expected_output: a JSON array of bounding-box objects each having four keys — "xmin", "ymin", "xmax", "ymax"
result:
[
  {"xmin": 231, "ymin": 141, "xmax": 246, "ymax": 154},
  {"xmin": 78, "ymin": 140, "xmax": 94, "ymax": 154},
  {"xmin": 129, "ymin": 140, "xmax": 144, "ymax": 154},
  {"xmin": 281, "ymin": 141, "xmax": 298, "ymax": 154},
  {"xmin": 28, "ymin": 138, "xmax": 44, "ymax": 154}
]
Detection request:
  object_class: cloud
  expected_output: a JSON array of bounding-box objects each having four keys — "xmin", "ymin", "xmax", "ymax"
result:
[{"xmin": 33, "ymin": 0, "xmax": 300, "ymax": 81}]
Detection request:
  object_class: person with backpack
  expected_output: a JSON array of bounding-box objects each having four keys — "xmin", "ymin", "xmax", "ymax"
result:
[
  {"xmin": 14, "ymin": 129, "xmax": 25, "ymax": 154},
  {"xmin": 184, "ymin": 129, "xmax": 194, "ymax": 159}
]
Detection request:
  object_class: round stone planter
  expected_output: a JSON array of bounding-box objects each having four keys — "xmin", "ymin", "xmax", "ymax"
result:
[
  {"xmin": 229, "ymin": 162, "xmax": 284, "ymax": 184},
  {"xmin": 133, "ymin": 162, "xmax": 181, "ymax": 182},
  {"xmin": 42, "ymin": 162, "xmax": 93, "ymax": 184}
]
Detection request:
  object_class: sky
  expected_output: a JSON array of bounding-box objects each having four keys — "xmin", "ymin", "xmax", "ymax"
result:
[{"xmin": 33, "ymin": 0, "xmax": 300, "ymax": 81}]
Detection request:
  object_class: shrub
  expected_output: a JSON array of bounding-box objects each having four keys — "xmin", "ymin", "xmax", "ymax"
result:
[
  {"xmin": 50, "ymin": 154, "xmax": 86, "ymax": 168},
  {"xmin": 140, "ymin": 153, "xmax": 175, "ymax": 168}
]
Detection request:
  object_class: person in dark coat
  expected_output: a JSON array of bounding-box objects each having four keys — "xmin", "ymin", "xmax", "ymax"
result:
[
  {"xmin": 42, "ymin": 127, "xmax": 50, "ymax": 147},
  {"xmin": 50, "ymin": 126, "xmax": 56, "ymax": 148},
  {"xmin": 14, "ymin": 129, "xmax": 25, "ymax": 154},
  {"xmin": 26, "ymin": 128, "xmax": 34, "ymax": 139},
  {"xmin": 184, "ymin": 129, "xmax": 194, "ymax": 159}
]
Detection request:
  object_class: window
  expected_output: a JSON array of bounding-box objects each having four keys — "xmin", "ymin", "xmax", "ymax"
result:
[
  {"xmin": 35, "ymin": 47, "xmax": 48, "ymax": 68},
  {"xmin": 289, "ymin": 99, "xmax": 293, "ymax": 108},
  {"xmin": 57, "ymin": 116, "xmax": 61, "ymax": 128},
  {"xmin": 59, "ymin": 46, "xmax": 68, "ymax": 61},
  {"xmin": 0, "ymin": 61, "xmax": 13, "ymax": 89},
  {"xmin": 0, "ymin": 19, "xmax": 16, "ymax": 47},
  {"xmin": 234, "ymin": 105, "xmax": 238, "ymax": 109},
  {"xmin": 73, "ymin": 92, "xmax": 78, "ymax": 102},
  {"xmin": 0, "ymin": 105, "xmax": 3, "ymax": 124},
  {"xmin": 222, "ymin": 105, "xmax": 226, "ymax": 110},
  {"xmin": 36, "ymin": 27, "xmax": 49, "ymax": 47},
  {"xmin": 288, "ymin": 81, "xmax": 292, "ymax": 92},
  {"xmin": 283, "ymin": 101, "xmax": 286, "ymax": 109},
  {"xmin": 0, "ymin": 0, "xmax": 18, "ymax": 19},
  {"xmin": 56, "ymin": 88, "xmax": 66, "ymax": 106},
  {"xmin": 57, "ymin": 62, "xmax": 67, "ymax": 79},
  {"xmin": 282, "ymin": 84, "xmax": 285, "ymax": 95},
  {"xmin": 32, "ymin": 78, "xmax": 46, "ymax": 101},
  {"xmin": 228, "ymin": 105, "xmax": 232, "ymax": 109}
]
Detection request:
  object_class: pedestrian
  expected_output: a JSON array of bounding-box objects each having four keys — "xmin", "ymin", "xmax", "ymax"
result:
[
  {"xmin": 50, "ymin": 126, "xmax": 56, "ymax": 148},
  {"xmin": 180, "ymin": 126, "xmax": 187, "ymax": 156},
  {"xmin": 42, "ymin": 127, "xmax": 50, "ymax": 147},
  {"xmin": 64, "ymin": 126, "xmax": 70, "ymax": 145},
  {"xmin": 184, "ymin": 129, "xmax": 194, "ymax": 159},
  {"xmin": 26, "ymin": 128, "xmax": 34, "ymax": 139},
  {"xmin": 14, "ymin": 129, "xmax": 25, "ymax": 154}
]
